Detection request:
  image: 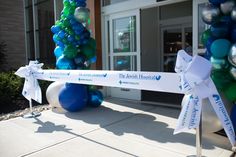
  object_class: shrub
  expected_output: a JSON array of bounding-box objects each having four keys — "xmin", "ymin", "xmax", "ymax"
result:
[
  {"xmin": 0, "ymin": 41, "xmax": 7, "ymax": 71},
  {"xmin": 0, "ymin": 71, "xmax": 24, "ymax": 113},
  {"xmin": 0, "ymin": 71, "xmax": 50, "ymax": 114}
]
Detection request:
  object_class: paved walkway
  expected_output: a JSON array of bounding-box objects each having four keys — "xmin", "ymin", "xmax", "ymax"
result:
[{"xmin": 0, "ymin": 98, "xmax": 233, "ymax": 157}]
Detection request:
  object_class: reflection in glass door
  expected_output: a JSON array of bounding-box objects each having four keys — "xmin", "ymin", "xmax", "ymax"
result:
[
  {"xmin": 108, "ymin": 10, "xmax": 141, "ymax": 100},
  {"xmin": 162, "ymin": 25, "xmax": 192, "ymax": 72}
]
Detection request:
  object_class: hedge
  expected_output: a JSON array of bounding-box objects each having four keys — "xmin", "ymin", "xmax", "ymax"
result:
[{"xmin": 0, "ymin": 71, "xmax": 50, "ymax": 114}]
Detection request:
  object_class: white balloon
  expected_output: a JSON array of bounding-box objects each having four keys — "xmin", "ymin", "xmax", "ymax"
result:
[
  {"xmin": 182, "ymin": 94, "xmax": 233, "ymax": 134},
  {"xmin": 46, "ymin": 81, "xmax": 65, "ymax": 108}
]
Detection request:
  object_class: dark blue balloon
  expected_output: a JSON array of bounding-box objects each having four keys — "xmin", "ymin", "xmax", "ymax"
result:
[
  {"xmin": 209, "ymin": 0, "xmax": 226, "ymax": 5},
  {"xmin": 67, "ymin": 14, "xmax": 74, "ymax": 20},
  {"xmin": 51, "ymin": 25, "xmax": 61, "ymax": 33},
  {"xmin": 70, "ymin": 18, "xmax": 77, "ymax": 25},
  {"xmin": 67, "ymin": 35, "xmax": 75, "ymax": 42},
  {"xmin": 230, "ymin": 104, "xmax": 236, "ymax": 131},
  {"xmin": 56, "ymin": 55, "xmax": 76, "ymax": 69},
  {"xmin": 204, "ymin": 50, "xmax": 212, "ymax": 60},
  {"xmin": 59, "ymin": 83, "xmax": 88, "ymax": 112},
  {"xmin": 231, "ymin": 25, "xmax": 236, "ymax": 42},
  {"xmin": 82, "ymin": 39, "xmax": 88, "ymax": 45},
  {"xmin": 206, "ymin": 37, "xmax": 215, "ymax": 53},
  {"xmin": 74, "ymin": 54, "xmax": 86, "ymax": 66},
  {"xmin": 220, "ymin": 16, "xmax": 232, "ymax": 25},
  {"xmin": 210, "ymin": 22, "xmax": 229, "ymax": 38},
  {"xmin": 88, "ymin": 90, "xmax": 103, "ymax": 107},
  {"xmin": 54, "ymin": 46, "xmax": 63, "ymax": 58},
  {"xmin": 76, "ymin": 40, "xmax": 82, "ymax": 45}
]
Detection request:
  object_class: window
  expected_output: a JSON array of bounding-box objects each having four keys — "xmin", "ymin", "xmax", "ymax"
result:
[
  {"xmin": 193, "ymin": 0, "xmax": 208, "ymax": 55},
  {"xmin": 102, "ymin": 0, "xmax": 128, "ymax": 6},
  {"xmin": 24, "ymin": 0, "xmax": 55, "ymax": 66}
]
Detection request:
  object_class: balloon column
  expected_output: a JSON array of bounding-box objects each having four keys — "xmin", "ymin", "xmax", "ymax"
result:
[
  {"xmin": 201, "ymin": 0, "xmax": 236, "ymax": 130},
  {"xmin": 48, "ymin": 0, "xmax": 103, "ymax": 112}
]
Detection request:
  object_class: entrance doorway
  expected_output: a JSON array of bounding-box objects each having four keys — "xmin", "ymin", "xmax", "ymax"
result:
[
  {"xmin": 140, "ymin": 5, "xmax": 192, "ymax": 105},
  {"xmin": 105, "ymin": 10, "xmax": 141, "ymax": 100}
]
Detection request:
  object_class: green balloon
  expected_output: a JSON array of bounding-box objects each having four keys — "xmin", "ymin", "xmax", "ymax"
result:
[
  {"xmin": 63, "ymin": 18, "xmax": 70, "ymax": 27},
  {"xmin": 70, "ymin": 1, "xmax": 76, "ymax": 8},
  {"xmin": 87, "ymin": 38, "xmax": 96, "ymax": 50},
  {"xmin": 55, "ymin": 20, "xmax": 61, "ymax": 26},
  {"xmin": 88, "ymin": 85, "xmax": 96, "ymax": 91},
  {"xmin": 75, "ymin": 35, "xmax": 80, "ymax": 40},
  {"xmin": 63, "ymin": 7, "xmax": 73, "ymax": 16},
  {"xmin": 63, "ymin": 45, "xmax": 78, "ymax": 59},
  {"xmin": 211, "ymin": 69, "xmax": 234, "ymax": 91},
  {"xmin": 201, "ymin": 29, "xmax": 211, "ymax": 46},
  {"xmin": 63, "ymin": 0, "xmax": 70, "ymax": 7},
  {"xmin": 224, "ymin": 83, "xmax": 236, "ymax": 102},
  {"xmin": 62, "ymin": 38, "xmax": 68, "ymax": 44},
  {"xmin": 81, "ymin": 44, "xmax": 95, "ymax": 59}
]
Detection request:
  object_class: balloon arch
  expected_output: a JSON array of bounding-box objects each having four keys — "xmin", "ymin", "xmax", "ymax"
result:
[
  {"xmin": 47, "ymin": 0, "xmax": 103, "ymax": 112},
  {"xmin": 201, "ymin": 0, "xmax": 236, "ymax": 130}
]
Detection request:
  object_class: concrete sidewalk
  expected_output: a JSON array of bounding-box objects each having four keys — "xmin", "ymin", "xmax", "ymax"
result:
[{"xmin": 0, "ymin": 98, "xmax": 233, "ymax": 157}]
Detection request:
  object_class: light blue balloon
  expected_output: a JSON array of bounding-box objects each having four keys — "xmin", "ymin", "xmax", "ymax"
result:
[
  {"xmin": 210, "ymin": 39, "xmax": 231, "ymax": 59},
  {"xmin": 53, "ymin": 34, "xmax": 59, "ymax": 42},
  {"xmin": 54, "ymin": 46, "xmax": 63, "ymax": 58},
  {"xmin": 56, "ymin": 55, "xmax": 76, "ymax": 69}
]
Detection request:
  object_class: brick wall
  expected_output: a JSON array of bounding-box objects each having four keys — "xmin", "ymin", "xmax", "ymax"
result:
[{"xmin": 0, "ymin": 0, "xmax": 26, "ymax": 70}]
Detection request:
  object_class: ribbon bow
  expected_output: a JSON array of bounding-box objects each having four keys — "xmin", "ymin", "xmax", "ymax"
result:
[
  {"xmin": 174, "ymin": 50, "xmax": 235, "ymax": 146},
  {"xmin": 15, "ymin": 61, "xmax": 43, "ymax": 103}
]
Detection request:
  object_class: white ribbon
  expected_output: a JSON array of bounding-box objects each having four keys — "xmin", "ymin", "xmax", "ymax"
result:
[
  {"xmin": 174, "ymin": 50, "xmax": 235, "ymax": 146},
  {"xmin": 15, "ymin": 61, "xmax": 43, "ymax": 103},
  {"xmin": 15, "ymin": 50, "xmax": 235, "ymax": 146}
]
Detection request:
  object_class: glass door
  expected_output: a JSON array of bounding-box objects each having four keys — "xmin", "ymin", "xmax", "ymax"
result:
[
  {"xmin": 161, "ymin": 25, "xmax": 192, "ymax": 72},
  {"xmin": 108, "ymin": 10, "xmax": 141, "ymax": 100},
  {"xmin": 158, "ymin": 24, "xmax": 192, "ymax": 105}
]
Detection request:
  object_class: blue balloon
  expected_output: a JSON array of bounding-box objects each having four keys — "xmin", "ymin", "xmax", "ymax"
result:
[
  {"xmin": 53, "ymin": 34, "xmax": 59, "ymax": 43},
  {"xmin": 54, "ymin": 46, "xmax": 63, "ymax": 58},
  {"xmin": 90, "ymin": 56, "xmax": 97, "ymax": 63},
  {"xmin": 75, "ymin": 29, "xmax": 83, "ymax": 35},
  {"xmin": 74, "ymin": 54, "xmax": 86, "ymax": 66},
  {"xmin": 88, "ymin": 90, "xmax": 103, "ymax": 107},
  {"xmin": 67, "ymin": 35, "xmax": 75, "ymax": 42},
  {"xmin": 56, "ymin": 55, "xmax": 76, "ymax": 69},
  {"xmin": 57, "ymin": 41, "xmax": 65, "ymax": 48},
  {"xmin": 51, "ymin": 25, "xmax": 61, "ymax": 34},
  {"xmin": 70, "ymin": 18, "xmax": 77, "ymax": 25},
  {"xmin": 204, "ymin": 50, "xmax": 212, "ymax": 60},
  {"xmin": 231, "ymin": 25, "xmax": 236, "ymax": 42},
  {"xmin": 206, "ymin": 37, "xmax": 215, "ymax": 54},
  {"xmin": 58, "ymin": 30, "xmax": 66, "ymax": 39},
  {"xmin": 209, "ymin": 0, "xmax": 227, "ymax": 5},
  {"xmin": 230, "ymin": 104, "xmax": 236, "ymax": 131},
  {"xmin": 210, "ymin": 22, "xmax": 229, "ymax": 38},
  {"xmin": 210, "ymin": 39, "xmax": 231, "ymax": 59},
  {"xmin": 59, "ymin": 83, "xmax": 88, "ymax": 112},
  {"xmin": 220, "ymin": 16, "xmax": 232, "ymax": 25}
]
